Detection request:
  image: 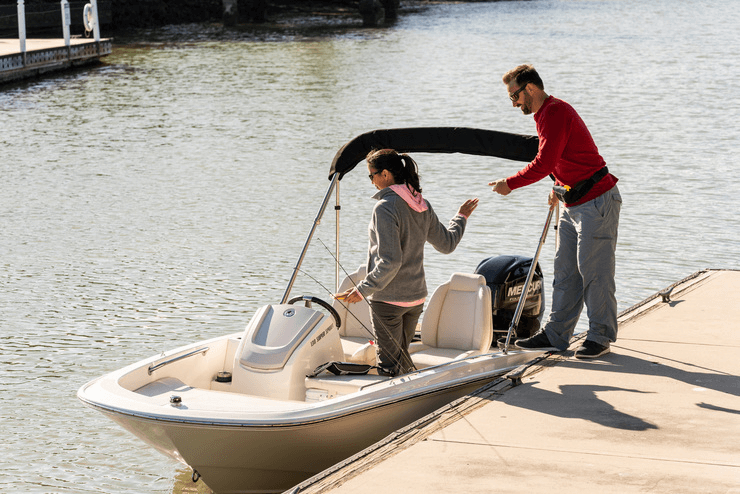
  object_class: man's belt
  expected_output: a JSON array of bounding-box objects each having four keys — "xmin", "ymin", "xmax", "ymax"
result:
[{"xmin": 552, "ymin": 166, "xmax": 609, "ymax": 204}]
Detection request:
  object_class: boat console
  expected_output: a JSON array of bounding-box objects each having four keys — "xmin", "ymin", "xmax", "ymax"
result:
[{"xmin": 230, "ymin": 303, "xmax": 343, "ymax": 400}]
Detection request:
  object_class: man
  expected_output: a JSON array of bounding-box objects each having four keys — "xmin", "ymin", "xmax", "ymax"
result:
[{"xmin": 489, "ymin": 64, "xmax": 622, "ymax": 359}]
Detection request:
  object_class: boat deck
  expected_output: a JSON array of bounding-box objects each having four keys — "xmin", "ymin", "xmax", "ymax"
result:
[{"xmin": 292, "ymin": 269, "xmax": 740, "ymax": 493}]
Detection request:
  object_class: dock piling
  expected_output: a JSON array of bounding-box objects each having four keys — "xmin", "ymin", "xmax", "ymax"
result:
[
  {"xmin": 61, "ymin": 0, "xmax": 71, "ymax": 47},
  {"xmin": 91, "ymin": 0, "xmax": 101, "ymax": 42},
  {"xmin": 17, "ymin": 0, "xmax": 25, "ymax": 58}
]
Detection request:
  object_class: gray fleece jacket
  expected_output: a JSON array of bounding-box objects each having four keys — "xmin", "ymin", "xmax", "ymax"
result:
[{"xmin": 356, "ymin": 187, "xmax": 467, "ymax": 303}]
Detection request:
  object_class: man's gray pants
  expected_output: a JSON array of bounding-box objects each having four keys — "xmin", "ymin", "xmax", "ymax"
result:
[{"xmin": 544, "ymin": 185, "xmax": 622, "ymax": 350}]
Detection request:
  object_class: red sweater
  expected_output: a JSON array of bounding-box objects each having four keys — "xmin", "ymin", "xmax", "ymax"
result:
[{"xmin": 506, "ymin": 96, "xmax": 617, "ymax": 206}]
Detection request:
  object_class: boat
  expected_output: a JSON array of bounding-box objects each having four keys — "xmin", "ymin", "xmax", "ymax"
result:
[{"xmin": 77, "ymin": 127, "xmax": 547, "ymax": 494}]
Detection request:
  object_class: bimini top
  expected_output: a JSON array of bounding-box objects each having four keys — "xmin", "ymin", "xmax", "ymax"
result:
[{"xmin": 329, "ymin": 127, "xmax": 539, "ymax": 180}]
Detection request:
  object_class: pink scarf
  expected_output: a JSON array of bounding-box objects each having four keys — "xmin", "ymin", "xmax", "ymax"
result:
[{"xmin": 390, "ymin": 184, "xmax": 428, "ymax": 212}]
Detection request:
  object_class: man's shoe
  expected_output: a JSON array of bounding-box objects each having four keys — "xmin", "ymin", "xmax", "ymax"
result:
[
  {"xmin": 575, "ymin": 340, "xmax": 610, "ymax": 359},
  {"xmin": 515, "ymin": 331, "xmax": 558, "ymax": 351}
]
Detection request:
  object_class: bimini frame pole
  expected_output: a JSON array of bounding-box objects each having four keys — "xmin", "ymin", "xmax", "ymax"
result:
[
  {"xmin": 280, "ymin": 173, "xmax": 339, "ymax": 304},
  {"xmin": 335, "ymin": 179, "xmax": 341, "ymax": 292},
  {"xmin": 502, "ymin": 204, "xmax": 556, "ymax": 354}
]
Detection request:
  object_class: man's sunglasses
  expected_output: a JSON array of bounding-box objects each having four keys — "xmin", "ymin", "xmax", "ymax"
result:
[{"xmin": 509, "ymin": 83, "xmax": 529, "ymax": 102}]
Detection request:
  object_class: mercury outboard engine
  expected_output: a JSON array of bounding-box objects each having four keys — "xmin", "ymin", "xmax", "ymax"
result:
[{"xmin": 474, "ymin": 255, "xmax": 545, "ymax": 341}]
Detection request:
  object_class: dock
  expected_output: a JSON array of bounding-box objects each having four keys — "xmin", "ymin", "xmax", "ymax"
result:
[
  {"xmin": 290, "ymin": 269, "xmax": 740, "ymax": 493},
  {"xmin": 0, "ymin": 37, "xmax": 112, "ymax": 84}
]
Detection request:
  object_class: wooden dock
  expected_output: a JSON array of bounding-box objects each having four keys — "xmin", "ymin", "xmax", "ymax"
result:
[
  {"xmin": 290, "ymin": 269, "xmax": 740, "ymax": 494},
  {"xmin": 0, "ymin": 37, "xmax": 112, "ymax": 84}
]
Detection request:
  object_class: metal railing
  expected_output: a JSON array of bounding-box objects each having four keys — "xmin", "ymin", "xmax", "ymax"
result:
[
  {"xmin": 15, "ymin": 0, "xmax": 101, "ymax": 57},
  {"xmin": 148, "ymin": 347, "xmax": 210, "ymax": 375}
]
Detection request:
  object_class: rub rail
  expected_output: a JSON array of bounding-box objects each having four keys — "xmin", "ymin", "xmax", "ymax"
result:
[{"xmin": 148, "ymin": 347, "xmax": 209, "ymax": 375}]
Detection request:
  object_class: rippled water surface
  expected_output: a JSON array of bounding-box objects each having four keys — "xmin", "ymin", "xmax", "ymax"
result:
[{"xmin": 1, "ymin": 0, "xmax": 738, "ymax": 492}]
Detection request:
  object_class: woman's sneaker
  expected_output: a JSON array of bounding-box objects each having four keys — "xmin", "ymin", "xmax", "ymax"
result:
[
  {"xmin": 515, "ymin": 331, "xmax": 558, "ymax": 351},
  {"xmin": 574, "ymin": 340, "xmax": 610, "ymax": 359},
  {"xmin": 376, "ymin": 365, "xmax": 397, "ymax": 377}
]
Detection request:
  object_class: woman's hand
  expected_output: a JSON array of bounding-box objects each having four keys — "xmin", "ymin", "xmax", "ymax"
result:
[
  {"xmin": 334, "ymin": 287, "xmax": 363, "ymax": 304},
  {"xmin": 458, "ymin": 198, "xmax": 479, "ymax": 218}
]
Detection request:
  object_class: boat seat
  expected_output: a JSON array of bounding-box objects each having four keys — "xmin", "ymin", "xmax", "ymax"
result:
[
  {"xmin": 411, "ymin": 273, "xmax": 493, "ymax": 369},
  {"xmin": 332, "ymin": 266, "xmax": 377, "ymax": 365}
]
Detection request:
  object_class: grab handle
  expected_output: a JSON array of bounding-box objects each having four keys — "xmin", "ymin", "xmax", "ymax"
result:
[{"xmin": 148, "ymin": 347, "xmax": 209, "ymax": 375}]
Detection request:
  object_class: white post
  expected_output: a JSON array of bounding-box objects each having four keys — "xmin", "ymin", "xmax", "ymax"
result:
[
  {"xmin": 91, "ymin": 0, "xmax": 100, "ymax": 42},
  {"xmin": 17, "ymin": 0, "xmax": 26, "ymax": 55},
  {"xmin": 61, "ymin": 0, "xmax": 71, "ymax": 47}
]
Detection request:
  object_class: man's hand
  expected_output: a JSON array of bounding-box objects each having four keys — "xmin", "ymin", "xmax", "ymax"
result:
[{"xmin": 488, "ymin": 178, "xmax": 512, "ymax": 196}]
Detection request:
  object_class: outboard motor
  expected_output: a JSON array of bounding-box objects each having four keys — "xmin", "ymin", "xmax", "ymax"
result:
[{"xmin": 474, "ymin": 255, "xmax": 545, "ymax": 341}]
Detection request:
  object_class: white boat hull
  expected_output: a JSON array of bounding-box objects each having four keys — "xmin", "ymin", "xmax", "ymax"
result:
[
  {"xmin": 79, "ymin": 331, "xmax": 541, "ymax": 493},
  {"xmin": 95, "ymin": 376, "xmax": 493, "ymax": 493}
]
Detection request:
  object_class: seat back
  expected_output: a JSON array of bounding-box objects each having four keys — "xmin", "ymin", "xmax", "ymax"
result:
[
  {"xmin": 420, "ymin": 273, "xmax": 493, "ymax": 352},
  {"xmin": 332, "ymin": 266, "xmax": 374, "ymax": 340}
]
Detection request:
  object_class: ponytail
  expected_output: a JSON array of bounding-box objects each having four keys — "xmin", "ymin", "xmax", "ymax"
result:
[{"xmin": 398, "ymin": 154, "xmax": 422, "ymax": 194}]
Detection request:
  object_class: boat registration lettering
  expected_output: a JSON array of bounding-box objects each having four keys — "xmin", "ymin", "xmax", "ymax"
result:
[{"xmin": 311, "ymin": 328, "xmax": 329, "ymax": 346}]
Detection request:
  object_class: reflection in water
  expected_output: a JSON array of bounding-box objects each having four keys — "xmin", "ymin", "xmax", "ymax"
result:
[{"xmin": 172, "ymin": 468, "xmax": 214, "ymax": 493}]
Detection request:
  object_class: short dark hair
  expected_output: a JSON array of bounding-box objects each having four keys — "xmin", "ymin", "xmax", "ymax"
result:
[{"xmin": 502, "ymin": 64, "xmax": 544, "ymax": 90}]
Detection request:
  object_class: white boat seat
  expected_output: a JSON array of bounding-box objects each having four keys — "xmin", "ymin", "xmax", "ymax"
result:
[
  {"xmin": 412, "ymin": 273, "xmax": 493, "ymax": 369},
  {"xmin": 332, "ymin": 266, "xmax": 376, "ymax": 365}
]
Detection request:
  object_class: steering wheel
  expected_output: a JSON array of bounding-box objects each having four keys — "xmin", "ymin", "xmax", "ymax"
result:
[{"xmin": 287, "ymin": 295, "xmax": 342, "ymax": 329}]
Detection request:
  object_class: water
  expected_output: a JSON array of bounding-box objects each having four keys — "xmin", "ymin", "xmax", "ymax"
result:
[{"xmin": 1, "ymin": 0, "xmax": 738, "ymax": 492}]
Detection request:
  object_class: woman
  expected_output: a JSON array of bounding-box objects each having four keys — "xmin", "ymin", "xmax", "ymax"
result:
[{"xmin": 336, "ymin": 149, "xmax": 479, "ymax": 376}]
